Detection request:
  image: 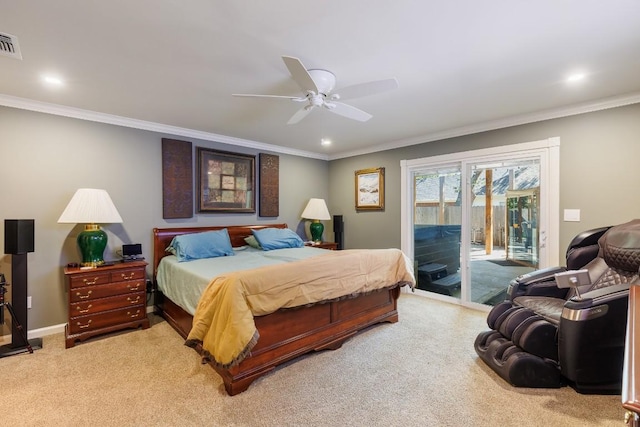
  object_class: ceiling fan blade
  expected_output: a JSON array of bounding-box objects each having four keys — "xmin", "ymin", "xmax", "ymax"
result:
[
  {"xmin": 282, "ymin": 56, "xmax": 319, "ymax": 94},
  {"xmin": 336, "ymin": 78, "xmax": 398, "ymax": 100},
  {"xmin": 287, "ymin": 106, "xmax": 314, "ymax": 125},
  {"xmin": 232, "ymin": 93, "xmax": 302, "ymax": 100},
  {"xmin": 326, "ymin": 102, "xmax": 372, "ymax": 122}
]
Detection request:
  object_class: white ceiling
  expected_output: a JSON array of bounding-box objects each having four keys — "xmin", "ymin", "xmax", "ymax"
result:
[{"xmin": 1, "ymin": 1, "xmax": 640, "ymax": 160}]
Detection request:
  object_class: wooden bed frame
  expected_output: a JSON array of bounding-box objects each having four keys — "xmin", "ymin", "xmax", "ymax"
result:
[{"xmin": 152, "ymin": 224, "xmax": 402, "ymax": 395}]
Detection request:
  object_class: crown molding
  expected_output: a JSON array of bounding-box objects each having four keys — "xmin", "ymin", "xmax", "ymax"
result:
[
  {"xmin": 0, "ymin": 94, "xmax": 329, "ymax": 161},
  {"xmin": 3, "ymin": 92, "xmax": 639, "ymax": 162},
  {"xmin": 328, "ymin": 91, "xmax": 640, "ymax": 160}
]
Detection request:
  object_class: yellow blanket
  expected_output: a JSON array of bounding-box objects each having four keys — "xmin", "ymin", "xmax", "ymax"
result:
[{"xmin": 185, "ymin": 248, "xmax": 415, "ymax": 367}]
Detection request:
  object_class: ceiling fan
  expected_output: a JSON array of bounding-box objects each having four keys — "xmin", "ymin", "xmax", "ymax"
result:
[{"xmin": 233, "ymin": 56, "xmax": 398, "ymax": 125}]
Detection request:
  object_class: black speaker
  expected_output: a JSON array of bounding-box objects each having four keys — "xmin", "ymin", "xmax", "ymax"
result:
[
  {"xmin": 5, "ymin": 219, "xmax": 35, "ymax": 254},
  {"xmin": 333, "ymin": 215, "xmax": 344, "ymax": 250},
  {"xmin": 333, "ymin": 215, "xmax": 344, "ymax": 233},
  {"xmin": 1, "ymin": 218, "xmax": 42, "ymax": 357}
]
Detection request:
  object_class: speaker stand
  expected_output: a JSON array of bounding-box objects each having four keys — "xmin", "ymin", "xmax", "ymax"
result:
[
  {"xmin": 0, "ymin": 253, "xmax": 42, "ymax": 358},
  {"xmin": 0, "ymin": 303, "xmax": 42, "ymax": 357},
  {"xmin": 0, "ymin": 340, "xmax": 42, "ymax": 358},
  {"xmin": 0, "ymin": 300, "xmax": 43, "ymax": 357}
]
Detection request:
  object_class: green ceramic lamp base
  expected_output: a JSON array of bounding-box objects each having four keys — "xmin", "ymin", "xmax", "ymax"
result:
[
  {"xmin": 77, "ymin": 224, "xmax": 108, "ymax": 267},
  {"xmin": 309, "ymin": 220, "xmax": 324, "ymax": 243}
]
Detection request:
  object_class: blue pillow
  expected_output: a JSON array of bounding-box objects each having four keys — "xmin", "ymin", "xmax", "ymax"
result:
[
  {"xmin": 252, "ymin": 228, "xmax": 304, "ymax": 251},
  {"xmin": 167, "ymin": 229, "xmax": 234, "ymax": 262}
]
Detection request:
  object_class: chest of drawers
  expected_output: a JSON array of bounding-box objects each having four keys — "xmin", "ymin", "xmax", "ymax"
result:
[{"xmin": 64, "ymin": 261, "xmax": 149, "ymax": 348}]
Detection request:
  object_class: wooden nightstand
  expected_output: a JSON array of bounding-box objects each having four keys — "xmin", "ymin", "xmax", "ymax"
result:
[
  {"xmin": 64, "ymin": 261, "xmax": 150, "ymax": 348},
  {"xmin": 305, "ymin": 242, "xmax": 339, "ymax": 250}
]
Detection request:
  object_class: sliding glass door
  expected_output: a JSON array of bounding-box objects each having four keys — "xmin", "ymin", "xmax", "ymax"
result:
[
  {"xmin": 467, "ymin": 159, "xmax": 540, "ymax": 305},
  {"xmin": 413, "ymin": 166, "xmax": 462, "ymax": 296},
  {"xmin": 400, "ymin": 138, "xmax": 559, "ymax": 308}
]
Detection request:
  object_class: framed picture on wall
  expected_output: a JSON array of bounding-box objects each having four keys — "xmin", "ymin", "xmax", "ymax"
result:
[
  {"xmin": 197, "ymin": 147, "xmax": 255, "ymax": 213},
  {"xmin": 355, "ymin": 167, "xmax": 385, "ymax": 210}
]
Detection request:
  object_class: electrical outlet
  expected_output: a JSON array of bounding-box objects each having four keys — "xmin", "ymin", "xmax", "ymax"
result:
[{"xmin": 27, "ymin": 296, "xmax": 32, "ymax": 309}]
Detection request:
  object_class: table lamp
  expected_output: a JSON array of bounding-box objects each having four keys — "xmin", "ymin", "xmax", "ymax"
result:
[
  {"xmin": 58, "ymin": 188, "xmax": 123, "ymax": 267},
  {"xmin": 301, "ymin": 198, "xmax": 331, "ymax": 243}
]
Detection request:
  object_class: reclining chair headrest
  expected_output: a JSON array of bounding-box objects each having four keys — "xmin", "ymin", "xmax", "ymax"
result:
[
  {"xmin": 599, "ymin": 219, "xmax": 640, "ymax": 272},
  {"xmin": 567, "ymin": 226, "xmax": 611, "ymax": 253},
  {"xmin": 565, "ymin": 226, "xmax": 611, "ymax": 270}
]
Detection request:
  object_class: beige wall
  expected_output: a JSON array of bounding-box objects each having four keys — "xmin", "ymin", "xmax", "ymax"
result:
[
  {"xmin": 0, "ymin": 106, "xmax": 329, "ymax": 332},
  {"xmin": 3, "ymin": 102, "xmax": 639, "ymax": 334},
  {"xmin": 328, "ymin": 103, "xmax": 640, "ymax": 258}
]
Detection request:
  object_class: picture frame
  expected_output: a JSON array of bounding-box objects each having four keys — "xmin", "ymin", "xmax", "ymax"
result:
[
  {"xmin": 355, "ymin": 167, "xmax": 385, "ymax": 210},
  {"xmin": 197, "ymin": 147, "xmax": 255, "ymax": 213}
]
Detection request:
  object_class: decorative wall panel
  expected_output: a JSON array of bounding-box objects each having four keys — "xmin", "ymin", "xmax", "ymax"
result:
[
  {"xmin": 161, "ymin": 138, "xmax": 193, "ymax": 219},
  {"xmin": 259, "ymin": 153, "xmax": 279, "ymax": 217}
]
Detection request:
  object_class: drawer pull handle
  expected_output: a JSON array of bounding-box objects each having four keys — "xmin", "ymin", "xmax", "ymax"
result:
[
  {"xmin": 127, "ymin": 284, "xmax": 141, "ymax": 291},
  {"xmin": 127, "ymin": 310, "xmax": 141, "ymax": 318},
  {"xmin": 83, "ymin": 277, "xmax": 100, "ymax": 285},
  {"xmin": 77, "ymin": 320, "xmax": 92, "ymax": 329},
  {"xmin": 121, "ymin": 272, "xmax": 135, "ymax": 280},
  {"xmin": 77, "ymin": 304, "xmax": 93, "ymax": 314},
  {"xmin": 127, "ymin": 296, "xmax": 140, "ymax": 304},
  {"xmin": 76, "ymin": 290, "xmax": 93, "ymax": 299}
]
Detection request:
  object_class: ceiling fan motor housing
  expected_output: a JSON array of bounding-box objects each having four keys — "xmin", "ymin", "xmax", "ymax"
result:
[{"xmin": 307, "ymin": 69, "xmax": 336, "ymax": 95}]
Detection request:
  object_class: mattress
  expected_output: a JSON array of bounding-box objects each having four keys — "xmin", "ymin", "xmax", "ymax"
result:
[{"xmin": 156, "ymin": 246, "xmax": 330, "ymax": 315}]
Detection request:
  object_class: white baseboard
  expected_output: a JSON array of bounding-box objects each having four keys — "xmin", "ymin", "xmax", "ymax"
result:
[
  {"xmin": 1, "ymin": 322, "xmax": 66, "ymax": 343},
  {"xmin": 28, "ymin": 323, "xmax": 67, "ymax": 339},
  {"xmin": 1, "ymin": 305, "xmax": 156, "ymax": 343}
]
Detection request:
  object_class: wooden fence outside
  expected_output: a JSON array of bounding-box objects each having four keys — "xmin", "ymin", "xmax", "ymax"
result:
[{"xmin": 415, "ymin": 205, "xmax": 507, "ymax": 247}]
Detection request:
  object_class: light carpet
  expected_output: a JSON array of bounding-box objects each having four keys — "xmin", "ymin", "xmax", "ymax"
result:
[{"xmin": 1, "ymin": 294, "xmax": 624, "ymax": 426}]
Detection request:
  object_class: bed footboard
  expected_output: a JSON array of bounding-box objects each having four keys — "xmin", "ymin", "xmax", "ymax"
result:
[{"xmin": 155, "ymin": 285, "xmax": 401, "ymax": 395}]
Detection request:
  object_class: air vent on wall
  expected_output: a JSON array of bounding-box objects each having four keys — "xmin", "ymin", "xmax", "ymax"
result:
[{"xmin": 0, "ymin": 32, "xmax": 22, "ymax": 60}]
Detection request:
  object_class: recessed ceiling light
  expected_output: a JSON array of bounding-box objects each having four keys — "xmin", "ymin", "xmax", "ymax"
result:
[
  {"xmin": 566, "ymin": 73, "xmax": 586, "ymax": 83},
  {"xmin": 42, "ymin": 75, "xmax": 63, "ymax": 86},
  {"xmin": 321, "ymin": 138, "xmax": 331, "ymax": 146}
]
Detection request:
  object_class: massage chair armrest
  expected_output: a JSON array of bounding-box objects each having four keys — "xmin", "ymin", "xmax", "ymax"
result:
[
  {"xmin": 507, "ymin": 266, "xmax": 569, "ymax": 300},
  {"xmin": 518, "ymin": 280, "xmax": 571, "ymax": 299},
  {"xmin": 558, "ymin": 282, "xmax": 630, "ymax": 387},
  {"xmin": 563, "ymin": 283, "xmax": 630, "ymax": 310}
]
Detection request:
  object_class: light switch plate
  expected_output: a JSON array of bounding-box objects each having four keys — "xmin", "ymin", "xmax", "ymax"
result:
[{"xmin": 564, "ymin": 209, "xmax": 581, "ymax": 222}]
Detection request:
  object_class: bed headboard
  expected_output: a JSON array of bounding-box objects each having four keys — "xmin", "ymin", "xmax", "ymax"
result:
[{"xmin": 152, "ymin": 223, "xmax": 288, "ymax": 278}]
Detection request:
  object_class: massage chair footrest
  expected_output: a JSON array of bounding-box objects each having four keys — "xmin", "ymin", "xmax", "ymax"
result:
[{"xmin": 474, "ymin": 331, "xmax": 562, "ymax": 388}]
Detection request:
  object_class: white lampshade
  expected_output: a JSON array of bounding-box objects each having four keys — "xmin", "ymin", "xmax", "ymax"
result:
[
  {"xmin": 58, "ymin": 188, "xmax": 123, "ymax": 224},
  {"xmin": 301, "ymin": 198, "xmax": 331, "ymax": 221}
]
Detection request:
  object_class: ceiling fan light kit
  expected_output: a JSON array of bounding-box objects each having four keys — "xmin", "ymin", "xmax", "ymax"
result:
[{"xmin": 233, "ymin": 56, "xmax": 398, "ymax": 125}]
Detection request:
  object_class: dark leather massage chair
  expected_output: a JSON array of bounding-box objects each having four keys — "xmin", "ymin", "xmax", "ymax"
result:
[{"xmin": 474, "ymin": 219, "xmax": 640, "ymax": 394}]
